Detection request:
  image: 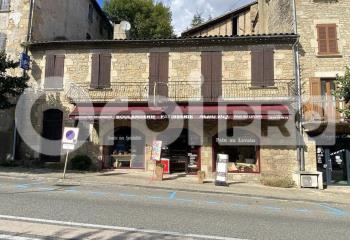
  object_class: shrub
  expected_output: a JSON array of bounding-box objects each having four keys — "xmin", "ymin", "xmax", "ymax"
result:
[
  {"xmin": 70, "ymin": 155, "xmax": 92, "ymax": 171},
  {"xmin": 261, "ymin": 175, "xmax": 295, "ymax": 188}
]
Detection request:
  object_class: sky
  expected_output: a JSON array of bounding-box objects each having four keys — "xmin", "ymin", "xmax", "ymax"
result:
[{"xmin": 97, "ymin": 0, "xmax": 234, "ymax": 35}]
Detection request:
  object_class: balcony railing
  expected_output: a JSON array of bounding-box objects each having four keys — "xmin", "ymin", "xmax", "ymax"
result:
[{"xmin": 66, "ymin": 79, "xmax": 295, "ymax": 103}]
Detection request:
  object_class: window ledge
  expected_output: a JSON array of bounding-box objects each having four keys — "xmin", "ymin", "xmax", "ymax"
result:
[
  {"xmin": 0, "ymin": 9, "xmax": 10, "ymax": 13},
  {"xmin": 317, "ymin": 53, "xmax": 342, "ymax": 58},
  {"xmin": 44, "ymin": 88, "xmax": 64, "ymax": 91}
]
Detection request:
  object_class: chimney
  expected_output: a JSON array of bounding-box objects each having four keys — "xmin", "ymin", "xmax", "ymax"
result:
[{"xmin": 114, "ymin": 23, "xmax": 127, "ymax": 40}]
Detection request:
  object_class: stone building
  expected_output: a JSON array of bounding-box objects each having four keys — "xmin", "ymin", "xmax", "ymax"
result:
[
  {"xmin": 0, "ymin": 0, "xmax": 112, "ymax": 161},
  {"xmin": 295, "ymin": 0, "xmax": 350, "ymax": 186}
]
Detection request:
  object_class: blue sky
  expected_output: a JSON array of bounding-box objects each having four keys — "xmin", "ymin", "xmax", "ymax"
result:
[{"xmin": 97, "ymin": 0, "xmax": 233, "ymax": 35}]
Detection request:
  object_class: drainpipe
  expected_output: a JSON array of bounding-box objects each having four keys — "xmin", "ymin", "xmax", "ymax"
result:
[
  {"xmin": 292, "ymin": 0, "xmax": 305, "ymax": 171},
  {"xmin": 12, "ymin": 0, "xmax": 35, "ymax": 160}
]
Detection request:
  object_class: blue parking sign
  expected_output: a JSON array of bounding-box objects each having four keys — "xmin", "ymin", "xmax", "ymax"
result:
[{"xmin": 20, "ymin": 53, "xmax": 30, "ymax": 70}]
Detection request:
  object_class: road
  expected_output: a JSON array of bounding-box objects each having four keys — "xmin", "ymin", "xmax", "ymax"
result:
[{"xmin": 0, "ymin": 177, "xmax": 349, "ymax": 240}]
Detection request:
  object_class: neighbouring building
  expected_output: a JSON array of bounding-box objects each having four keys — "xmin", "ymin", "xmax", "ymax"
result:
[
  {"xmin": 295, "ymin": 0, "xmax": 350, "ymax": 186},
  {"xmin": 0, "ymin": 0, "xmax": 112, "ymax": 161}
]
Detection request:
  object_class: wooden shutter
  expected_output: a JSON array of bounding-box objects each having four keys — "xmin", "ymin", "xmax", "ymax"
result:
[
  {"xmin": 309, "ymin": 77, "xmax": 323, "ymax": 120},
  {"xmin": 158, "ymin": 52, "xmax": 169, "ymax": 97},
  {"xmin": 251, "ymin": 49, "xmax": 264, "ymax": 87},
  {"xmin": 91, "ymin": 54, "xmax": 100, "ymax": 88},
  {"xmin": 44, "ymin": 55, "xmax": 55, "ymax": 88},
  {"xmin": 263, "ymin": 48, "xmax": 274, "ymax": 86},
  {"xmin": 327, "ymin": 25, "xmax": 338, "ymax": 54},
  {"xmin": 317, "ymin": 24, "xmax": 338, "ymax": 55},
  {"xmin": 149, "ymin": 53, "xmax": 159, "ymax": 96},
  {"xmin": 99, "ymin": 53, "xmax": 111, "ymax": 88},
  {"xmin": 201, "ymin": 52, "xmax": 212, "ymax": 101},
  {"xmin": 211, "ymin": 52, "xmax": 222, "ymax": 100},
  {"xmin": 53, "ymin": 55, "xmax": 65, "ymax": 89}
]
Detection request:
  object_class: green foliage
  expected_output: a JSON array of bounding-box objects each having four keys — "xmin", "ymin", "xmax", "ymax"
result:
[
  {"xmin": 104, "ymin": 0, "xmax": 174, "ymax": 39},
  {"xmin": 191, "ymin": 12, "xmax": 205, "ymax": 28},
  {"xmin": 70, "ymin": 155, "xmax": 92, "ymax": 171},
  {"xmin": 333, "ymin": 66, "xmax": 350, "ymax": 118},
  {"xmin": 0, "ymin": 51, "xmax": 29, "ymax": 109},
  {"xmin": 261, "ymin": 175, "xmax": 295, "ymax": 188}
]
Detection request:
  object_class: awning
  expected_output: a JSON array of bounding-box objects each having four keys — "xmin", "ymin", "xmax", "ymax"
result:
[{"xmin": 70, "ymin": 105, "xmax": 290, "ymax": 120}]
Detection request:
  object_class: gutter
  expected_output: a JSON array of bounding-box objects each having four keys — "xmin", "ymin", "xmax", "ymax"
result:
[{"xmin": 292, "ymin": 0, "xmax": 305, "ymax": 171}]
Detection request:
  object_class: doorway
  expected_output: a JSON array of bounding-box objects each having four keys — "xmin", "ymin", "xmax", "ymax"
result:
[
  {"xmin": 317, "ymin": 138, "xmax": 350, "ymax": 185},
  {"xmin": 41, "ymin": 109, "xmax": 63, "ymax": 162}
]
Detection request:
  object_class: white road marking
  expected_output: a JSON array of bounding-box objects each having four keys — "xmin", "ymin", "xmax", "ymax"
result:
[
  {"xmin": 0, "ymin": 214, "xmax": 246, "ymax": 240},
  {"xmin": 0, "ymin": 235, "xmax": 42, "ymax": 240}
]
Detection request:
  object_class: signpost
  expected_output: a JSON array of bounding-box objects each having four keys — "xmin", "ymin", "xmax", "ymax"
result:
[
  {"xmin": 215, "ymin": 154, "xmax": 229, "ymax": 186},
  {"xmin": 62, "ymin": 127, "xmax": 79, "ymax": 179}
]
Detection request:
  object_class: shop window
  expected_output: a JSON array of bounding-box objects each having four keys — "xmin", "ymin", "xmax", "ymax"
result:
[{"xmin": 213, "ymin": 129, "xmax": 260, "ymax": 173}]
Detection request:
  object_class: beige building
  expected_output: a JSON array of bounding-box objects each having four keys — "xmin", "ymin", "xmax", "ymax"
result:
[{"xmin": 0, "ymin": 0, "xmax": 112, "ymax": 161}]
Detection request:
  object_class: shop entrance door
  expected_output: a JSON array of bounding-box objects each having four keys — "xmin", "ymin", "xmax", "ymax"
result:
[{"xmin": 318, "ymin": 139, "xmax": 350, "ymax": 186}]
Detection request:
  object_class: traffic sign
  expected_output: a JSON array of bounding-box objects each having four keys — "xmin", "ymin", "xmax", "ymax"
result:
[{"xmin": 62, "ymin": 127, "xmax": 79, "ymax": 145}]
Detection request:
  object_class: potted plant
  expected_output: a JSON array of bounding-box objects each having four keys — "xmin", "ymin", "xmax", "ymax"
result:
[
  {"xmin": 197, "ymin": 170, "xmax": 206, "ymax": 184},
  {"xmin": 155, "ymin": 162, "xmax": 164, "ymax": 181}
]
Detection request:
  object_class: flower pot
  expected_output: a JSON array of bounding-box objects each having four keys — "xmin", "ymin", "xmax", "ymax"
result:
[{"xmin": 198, "ymin": 171, "xmax": 205, "ymax": 184}]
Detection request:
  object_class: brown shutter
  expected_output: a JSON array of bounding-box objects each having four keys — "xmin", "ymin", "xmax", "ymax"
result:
[
  {"xmin": 158, "ymin": 52, "xmax": 169, "ymax": 97},
  {"xmin": 317, "ymin": 25, "xmax": 328, "ymax": 54},
  {"xmin": 211, "ymin": 52, "xmax": 222, "ymax": 100},
  {"xmin": 327, "ymin": 25, "xmax": 338, "ymax": 54},
  {"xmin": 53, "ymin": 55, "xmax": 65, "ymax": 89},
  {"xmin": 201, "ymin": 52, "xmax": 212, "ymax": 101},
  {"xmin": 99, "ymin": 53, "xmax": 111, "ymax": 88},
  {"xmin": 44, "ymin": 55, "xmax": 55, "ymax": 89},
  {"xmin": 263, "ymin": 48, "xmax": 274, "ymax": 87},
  {"xmin": 149, "ymin": 53, "xmax": 159, "ymax": 96},
  {"xmin": 309, "ymin": 77, "xmax": 323, "ymax": 120},
  {"xmin": 91, "ymin": 54, "xmax": 100, "ymax": 89},
  {"xmin": 251, "ymin": 49, "xmax": 264, "ymax": 87}
]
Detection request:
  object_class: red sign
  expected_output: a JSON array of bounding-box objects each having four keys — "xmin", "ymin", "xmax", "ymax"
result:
[{"xmin": 161, "ymin": 159, "xmax": 170, "ymax": 174}]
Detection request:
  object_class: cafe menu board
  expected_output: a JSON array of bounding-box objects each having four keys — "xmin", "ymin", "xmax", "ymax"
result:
[
  {"xmin": 215, "ymin": 154, "xmax": 228, "ymax": 186},
  {"xmin": 151, "ymin": 140, "xmax": 163, "ymax": 161}
]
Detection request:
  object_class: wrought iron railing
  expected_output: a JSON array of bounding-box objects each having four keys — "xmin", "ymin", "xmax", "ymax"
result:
[{"xmin": 66, "ymin": 79, "xmax": 295, "ymax": 103}]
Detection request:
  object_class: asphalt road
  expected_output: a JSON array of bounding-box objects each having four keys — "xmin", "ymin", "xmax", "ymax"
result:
[{"xmin": 0, "ymin": 177, "xmax": 349, "ymax": 240}]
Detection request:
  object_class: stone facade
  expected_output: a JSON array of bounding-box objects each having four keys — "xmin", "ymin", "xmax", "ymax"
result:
[{"xmin": 22, "ymin": 38, "xmax": 298, "ymax": 181}]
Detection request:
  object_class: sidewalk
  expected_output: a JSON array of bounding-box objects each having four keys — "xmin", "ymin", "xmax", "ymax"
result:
[{"xmin": 0, "ymin": 167, "xmax": 350, "ymax": 205}]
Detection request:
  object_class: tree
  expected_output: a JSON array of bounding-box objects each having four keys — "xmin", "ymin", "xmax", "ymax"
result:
[
  {"xmin": 0, "ymin": 51, "xmax": 29, "ymax": 109},
  {"xmin": 333, "ymin": 66, "xmax": 350, "ymax": 118},
  {"xmin": 104, "ymin": 0, "xmax": 174, "ymax": 39},
  {"xmin": 191, "ymin": 12, "xmax": 205, "ymax": 28}
]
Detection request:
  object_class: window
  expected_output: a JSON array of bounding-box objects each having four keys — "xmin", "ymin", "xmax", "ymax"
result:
[
  {"xmin": 0, "ymin": 0, "xmax": 10, "ymax": 11},
  {"xmin": 91, "ymin": 53, "xmax": 111, "ymax": 89},
  {"xmin": 44, "ymin": 55, "xmax": 65, "ymax": 89},
  {"xmin": 149, "ymin": 52, "xmax": 169, "ymax": 97},
  {"xmin": 232, "ymin": 16, "xmax": 238, "ymax": 35},
  {"xmin": 251, "ymin": 48, "xmax": 274, "ymax": 87},
  {"xmin": 317, "ymin": 24, "xmax": 339, "ymax": 55},
  {"xmin": 0, "ymin": 32, "xmax": 6, "ymax": 50},
  {"xmin": 88, "ymin": 4, "xmax": 93, "ymax": 23}
]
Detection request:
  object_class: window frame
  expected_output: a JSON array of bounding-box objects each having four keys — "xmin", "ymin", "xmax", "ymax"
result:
[{"xmin": 316, "ymin": 24, "xmax": 339, "ymax": 56}]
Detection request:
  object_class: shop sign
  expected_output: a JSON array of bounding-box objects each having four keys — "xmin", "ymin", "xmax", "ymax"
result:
[
  {"xmin": 215, "ymin": 154, "xmax": 228, "ymax": 186},
  {"xmin": 151, "ymin": 140, "xmax": 162, "ymax": 161}
]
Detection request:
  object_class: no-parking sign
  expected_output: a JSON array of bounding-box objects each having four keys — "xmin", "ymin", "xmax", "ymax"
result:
[{"xmin": 62, "ymin": 127, "xmax": 79, "ymax": 150}]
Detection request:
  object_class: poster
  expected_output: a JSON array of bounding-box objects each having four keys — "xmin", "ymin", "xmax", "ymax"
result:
[
  {"xmin": 216, "ymin": 154, "xmax": 228, "ymax": 186},
  {"xmin": 151, "ymin": 140, "xmax": 162, "ymax": 161}
]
